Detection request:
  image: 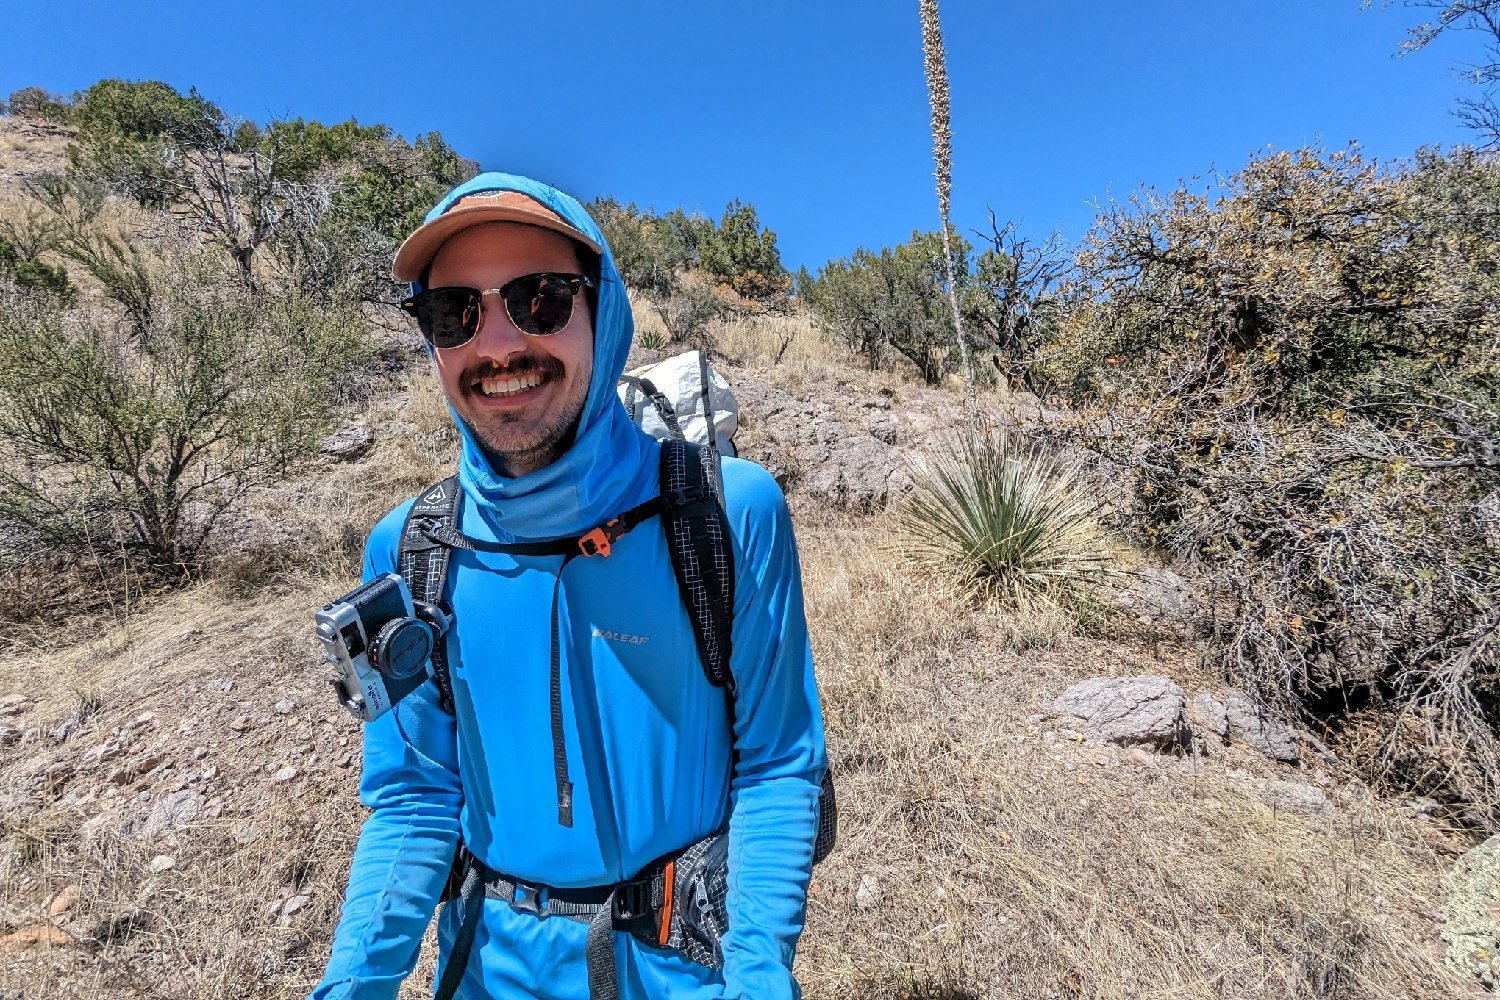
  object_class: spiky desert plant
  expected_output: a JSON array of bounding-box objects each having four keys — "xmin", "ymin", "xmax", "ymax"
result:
[
  {"xmin": 919, "ymin": 0, "xmax": 977, "ymax": 416},
  {"xmin": 898, "ymin": 431, "xmax": 1112, "ymax": 605}
]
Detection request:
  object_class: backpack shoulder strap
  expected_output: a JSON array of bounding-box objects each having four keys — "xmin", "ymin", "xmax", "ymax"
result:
[
  {"xmin": 659, "ymin": 439, "xmax": 735, "ymax": 693},
  {"xmin": 398, "ymin": 476, "xmax": 461, "ymax": 714}
]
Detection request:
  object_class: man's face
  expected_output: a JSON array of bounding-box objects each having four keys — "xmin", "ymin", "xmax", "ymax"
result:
[{"xmin": 426, "ymin": 222, "xmax": 595, "ymax": 477}]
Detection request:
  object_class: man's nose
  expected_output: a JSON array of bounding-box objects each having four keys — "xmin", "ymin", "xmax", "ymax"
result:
[{"xmin": 472, "ymin": 293, "xmax": 529, "ymax": 364}]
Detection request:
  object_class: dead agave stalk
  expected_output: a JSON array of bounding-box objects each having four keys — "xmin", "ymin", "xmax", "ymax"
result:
[{"xmin": 919, "ymin": 0, "xmax": 978, "ymax": 419}]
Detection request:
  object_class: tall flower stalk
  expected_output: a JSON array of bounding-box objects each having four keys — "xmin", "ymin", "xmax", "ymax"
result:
[{"xmin": 919, "ymin": 0, "xmax": 978, "ymax": 418}]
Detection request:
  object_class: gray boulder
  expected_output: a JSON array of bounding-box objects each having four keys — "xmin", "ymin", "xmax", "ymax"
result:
[
  {"xmin": 1053, "ymin": 676, "xmax": 1187, "ymax": 748},
  {"xmin": 1189, "ymin": 692, "xmax": 1229, "ymax": 738},
  {"xmin": 319, "ymin": 422, "xmax": 375, "ymax": 462},
  {"xmin": 1224, "ymin": 692, "xmax": 1300, "ymax": 764},
  {"xmin": 1115, "ymin": 568, "xmax": 1193, "ymax": 625},
  {"xmin": 1442, "ymin": 833, "xmax": 1500, "ymax": 987}
]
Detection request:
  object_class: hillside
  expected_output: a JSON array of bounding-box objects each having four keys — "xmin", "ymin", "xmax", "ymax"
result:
[{"xmin": 0, "ymin": 111, "xmax": 1493, "ymax": 1000}]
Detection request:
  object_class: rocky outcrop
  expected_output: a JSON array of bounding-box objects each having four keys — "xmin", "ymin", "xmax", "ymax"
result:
[{"xmin": 1053, "ymin": 676, "xmax": 1188, "ymax": 749}]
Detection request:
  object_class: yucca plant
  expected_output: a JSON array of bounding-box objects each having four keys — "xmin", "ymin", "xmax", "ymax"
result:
[{"xmin": 898, "ymin": 430, "xmax": 1112, "ymax": 605}]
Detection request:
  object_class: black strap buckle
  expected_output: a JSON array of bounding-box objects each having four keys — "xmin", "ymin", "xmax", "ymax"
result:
[
  {"xmin": 671, "ymin": 481, "xmax": 706, "ymax": 509},
  {"xmin": 611, "ymin": 877, "xmax": 654, "ymax": 923},
  {"xmin": 511, "ymin": 879, "xmax": 550, "ymax": 918}
]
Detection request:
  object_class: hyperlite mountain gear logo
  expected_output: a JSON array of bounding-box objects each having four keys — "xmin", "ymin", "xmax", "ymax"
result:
[
  {"xmin": 592, "ymin": 628, "xmax": 650, "ymax": 645},
  {"xmin": 423, "ymin": 484, "xmax": 448, "ymax": 505}
]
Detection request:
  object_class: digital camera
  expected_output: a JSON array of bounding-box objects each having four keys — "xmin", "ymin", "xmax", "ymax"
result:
[{"xmin": 315, "ymin": 573, "xmax": 446, "ymax": 722}]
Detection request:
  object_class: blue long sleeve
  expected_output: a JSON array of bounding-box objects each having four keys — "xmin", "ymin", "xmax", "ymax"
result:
[
  {"xmin": 309, "ymin": 507, "xmax": 464, "ymax": 1000},
  {"xmin": 718, "ymin": 460, "xmax": 826, "ymax": 1000}
]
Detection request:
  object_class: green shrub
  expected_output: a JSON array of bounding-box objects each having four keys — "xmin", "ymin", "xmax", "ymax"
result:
[
  {"xmin": 0, "ymin": 236, "xmax": 370, "ymax": 574},
  {"xmin": 897, "ymin": 430, "xmax": 1111, "ymax": 605},
  {"xmin": 5, "ymin": 86, "xmax": 73, "ymax": 123},
  {"xmin": 1047, "ymin": 145, "xmax": 1500, "ymax": 823},
  {"xmin": 807, "ymin": 230, "xmax": 962, "ymax": 384},
  {"xmin": 697, "ymin": 199, "xmax": 789, "ymax": 301},
  {"xmin": 0, "ymin": 233, "xmax": 73, "ymax": 302}
]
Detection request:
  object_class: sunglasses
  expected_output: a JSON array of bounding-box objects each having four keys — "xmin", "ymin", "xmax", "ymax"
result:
[{"xmin": 400, "ymin": 272, "xmax": 596, "ymax": 349}]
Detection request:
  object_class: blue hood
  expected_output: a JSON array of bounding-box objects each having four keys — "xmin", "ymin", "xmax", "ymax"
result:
[{"xmin": 418, "ymin": 172, "xmax": 652, "ymax": 540}]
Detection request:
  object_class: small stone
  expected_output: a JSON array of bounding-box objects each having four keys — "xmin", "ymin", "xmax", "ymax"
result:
[
  {"xmin": 274, "ymin": 700, "xmax": 295, "ymax": 715},
  {"xmin": 47, "ymin": 885, "xmax": 79, "ymax": 916},
  {"xmin": 855, "ymin": 874, "xmax": 880, "ymax": 911},
  {"xmin": 192, "ymin": 746, "xmax": 208, "ymax": 760},
  {"xmin": 0, "ymin": 924, "xmax": 72, "ymax": 952},
  {"xmin": 0, "ymin": 694, "xmax": 31, "ymax": 717},
  {"xmin": 229, "ymin": 716, "xmax": 253, "ymax": 732},
  {"xmin": 199, "ymin": 766, "xmax": 218, "ymax": 782},
  {"xmin": 149, "ymin": 855, "xmax": 176, "ymax": 873},
  {"xmin": 48, "ymin": 719, "xmax": 78, "ymax": 744},
  {"xmin": 272, "ymin": 766, "xmax": 298, "ymax": 783},
  {"xmin": 1127, "ymin": 748, "xmax": 1156, "ymax": 768},
  {"xmin": 319, "ymin": 422, "xmax": 375, "ymax": 461},
  {"xmin": 233, "ymin": 823, "xmax": 260, "ymax": 845},
  {"xmin": 141, "ymin": 789, "xmax": 204, "ymax": 838},
  {"xmin": 131, "ymin": 712, "xmax": 157, "ymax": 729},
  {"xmin": 0, "ymin": 723, "xmax": 20, "ymax": 747},
  {"xmin": 212, "ymin": 678, "xmax": 235, "ymax": 694},
  {"xmin": 281, "ymin": 893, "xmax": 312, "ymax": 916}
]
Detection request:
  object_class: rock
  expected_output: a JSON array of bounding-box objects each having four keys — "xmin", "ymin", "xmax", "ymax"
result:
[
  {"xmin": 800, "ymin": 434, "xmax": 903, "ymax": 512},
  {"xmin": 149, "ymin": 854, "xmax": 177, "ymax": 873},
  {"xmin": 193, "ymin": 746, "xmax": 208, "ymax": 760},
  {"xmin": 233, "ymin": 823, "xmax": 260, "ymax": 845},
  {"xmin": 857, "ymin": 395, "xmax": 892, "ymax": 411},
  {"xmin": 1224, "ymin": 692, "xmax": 1300, "ymax": 764},
  {"xmin": 867, "ymin": 413, "xmax": 899, "ymax": 445},
  {"xmin": 211, "ymin": 678, "xmax": 235, "ymax": 694},
  {"xmin": 1126, "ymin": 748, "xmax": 1156, "ymax": 768},
  {"xmin": 0, "ymin": 924, "xmax": 72, "ymax": 952},
  {"xmin": 272, "ymin": 766, "xmax": 298, "ymax": 783},
  {"xmin": 47, "ymin": 885, "xmax": 79, "ymax": 916},
  {"xmin": 281, "ymin": 893, "xmax": 311, "ymax": 916},
  {"xmin": 1053, "ymin": 676, "xmax": 1187, "ymax": 749},
  {"xmin": 48, "ymin": 718, "xmax": 78, "ymax": 744},
  {"xmin": 274, "ymin": 699, "xmax": 295, "ymax": 715},
  {"xmin": 0, "ymin": 693, "xmax": 32, "ymax": 717},
  {"xmin": 856, "ymin": 874, "xmax": 880, "ymax": 911},
  {"xmin": 141, "ymin": 789, "xmax": 204, "ymax": 838},
  {"xmin": 1443, "ymin": 834, "xmax": 1500, "ymax": 987},
  {"xmin": 0, "ymin": 723, "xmax": 20, "ymax": 747},
  {"xmin": 319, "ymin": 422, "xmax": 375, "ymax": 462},
  {"xmin": 1188, "ymin": 692, "xmax": 1229, "ymax": 739},
  {"xmin": 110, "ymin": 752, "xmax": 167, "ymax": 786},
  {"xmin": 229, "ymin": 716, "xmax": 253, "ymax": 732},
  {"xmin": 1114, "ymin": 568, "xmax": 1193, "ymax": 625},
  {"xmin": 130, "ymin": 712, "xmax": 157, "ymax": 729},
  {"xmin": 1257, "ymin": 779, "xmax": 1332, "ymax": 816}
]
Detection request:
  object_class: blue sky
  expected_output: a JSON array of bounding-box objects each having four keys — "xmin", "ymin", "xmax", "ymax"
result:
[{"xmin": 0, "ymin": 1, "xmax": 1485, "ymax": 269}]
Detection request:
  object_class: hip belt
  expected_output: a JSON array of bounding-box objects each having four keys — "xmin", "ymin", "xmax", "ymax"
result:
[{"xmin": 434, "ymin": 830, "xmax": 731, "ymax": 1000}]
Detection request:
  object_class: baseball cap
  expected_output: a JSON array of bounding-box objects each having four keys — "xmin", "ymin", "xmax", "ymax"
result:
[{"xmin": 392, "ymin": 188, "xmax": 604, "ymax": 283}]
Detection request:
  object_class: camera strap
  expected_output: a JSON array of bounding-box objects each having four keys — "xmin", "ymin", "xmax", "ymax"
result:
[{"xmin": 397, "ymin": 477, "xmax": 463, "ymax": 712}]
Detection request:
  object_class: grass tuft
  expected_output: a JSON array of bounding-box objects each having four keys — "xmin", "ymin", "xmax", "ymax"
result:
[{"xmin": 896, "ymin": 431, "xmax": 1112, "ymax": 606}]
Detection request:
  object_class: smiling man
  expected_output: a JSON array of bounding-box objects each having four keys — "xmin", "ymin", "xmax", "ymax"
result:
[{"xmin": 309, "ymin": 174, "xmax": 827, "ymax": 1000}]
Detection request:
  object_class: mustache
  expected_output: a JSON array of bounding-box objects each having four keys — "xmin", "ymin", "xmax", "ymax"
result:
[{"xmin": 463, "ymin": 354, "xmax": 566, "ymax": 385}]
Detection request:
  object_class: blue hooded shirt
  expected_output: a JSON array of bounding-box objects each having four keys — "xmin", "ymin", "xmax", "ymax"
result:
[{"xmin": 309, "ymin": 173, "xmax": 826, "ymax": 1000}]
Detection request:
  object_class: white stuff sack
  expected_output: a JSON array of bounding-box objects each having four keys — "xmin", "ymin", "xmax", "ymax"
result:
[{"xmin": 618, "ymin": 350, "xmax": 739, "ymax": 457}]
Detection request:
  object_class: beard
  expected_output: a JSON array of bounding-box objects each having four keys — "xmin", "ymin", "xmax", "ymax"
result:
[{"xmin": 457, "ymin": 351, "xmax": 592, "ymax": 478}]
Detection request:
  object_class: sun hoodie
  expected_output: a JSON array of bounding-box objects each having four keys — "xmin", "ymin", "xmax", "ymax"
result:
[{"xmin": 308, "ymin": 173, "xmax": 826, "ymax": 1000}]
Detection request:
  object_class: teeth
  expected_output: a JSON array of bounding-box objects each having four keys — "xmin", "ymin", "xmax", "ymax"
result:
[{"xmin": 478, "ymin": 371, "xmax": 544, "ymax": 397}]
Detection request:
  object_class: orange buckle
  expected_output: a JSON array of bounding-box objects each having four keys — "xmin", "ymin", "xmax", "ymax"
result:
[{"xmin": 578, "ymin": 520, "xmax": 620, "ymax": 558}]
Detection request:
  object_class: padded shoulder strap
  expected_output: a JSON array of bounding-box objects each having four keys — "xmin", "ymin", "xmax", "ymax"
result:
[
  {"xmin": 659, "ymin": 439, "xmax": 735, "ymax": 693},
  {"xmin": 398, "ymin": 476, "xmax": 461, "ymax": 713}
]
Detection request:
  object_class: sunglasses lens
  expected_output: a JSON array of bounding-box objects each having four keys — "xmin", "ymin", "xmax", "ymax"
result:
[
  {"xmin": 416, "ymin": 288, "xmax": 482, "ymax": 349},
  {"xmin": 504, "ymin": 274, "xmax": 580, "ymax": 336}
]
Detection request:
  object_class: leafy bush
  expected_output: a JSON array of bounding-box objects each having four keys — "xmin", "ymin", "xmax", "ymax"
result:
[
  {"xmin": 0, "ymin": 232, "xmax": 73, "ymax": 302},
  {"xmin": 1046, "ymin": 145, "xmax": 1500, "ymax": 822},
  {"xmin": 589, "ymin": 197, "xmax": 710, "ymax": 299},
  {"xmin": 807, "ymin": 230, "xmax": 961, "ymax": 384},
  {"xmin": 4, "ymin": 86, "xmax": 73, "ymax": 122},
  {"xmin": 697, "ymin": 199, "xmax": 789, "ymax": 301},
  {"xmin": 897, "ymin": 430, "xmax": 1111, "ymax": 605},
  {"xmin": 0, "ymin": 256, "xmax": 368, "ymax": 574}
]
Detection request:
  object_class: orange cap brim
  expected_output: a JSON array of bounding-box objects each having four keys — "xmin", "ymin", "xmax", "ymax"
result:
[{"xmin": 392, "ymin": 190, "xmax": 603, "ymax": 283}]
